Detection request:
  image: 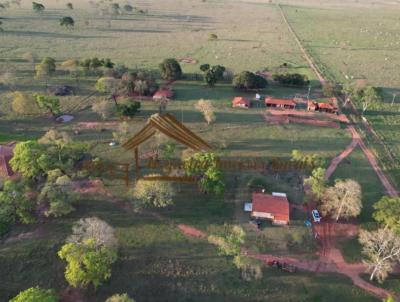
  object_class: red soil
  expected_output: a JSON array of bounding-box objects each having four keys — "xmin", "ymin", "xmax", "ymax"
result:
[
  {"xmin": 267, "ymin": 108, "xmax": 349, "ymax": 123},
  {"xmin": 177, "ymin": 224, "xmax": 206, "ymax": 238},
  {"xmin": 263, "ymin": 112, "xmax": 340, "ymax": 128},
  {"xmin": 73, "ymin": 179, "xmax": 113, "ymax": 197}
]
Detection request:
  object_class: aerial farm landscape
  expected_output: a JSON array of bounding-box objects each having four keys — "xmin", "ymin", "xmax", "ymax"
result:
[{"xmin": 0, "ymin": 0, "xmax": 399, "ymax": 301}]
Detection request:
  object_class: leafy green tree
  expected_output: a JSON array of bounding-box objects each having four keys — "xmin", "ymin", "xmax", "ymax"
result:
[
  {"xmin": 111, "ymin": 3, "xmax": 120, "ymax": 15},
  {"xmin": 106, "ymin": 293, "xmax": 135, "ymax": 302},
  {"xmin": 66, "ymin": 2, "xmax": 73, "ymax": 9},
  {"xmin": 96, "ymin": 77, "xmax": 117, "ymax": 94},
  {"xmin": 272, "ymin": 73, "xmax": 309, "ymax": 86},
  {"xmin": 58, "ymin": 239, "xmax": 118, "ymax": 289},
  {"xmin": 159, "ymin": 58, "xmax": 182, "ymax": 81},
  {"xmin": 35, "ymin": 94, "xmax": 61, "ymax": 116},
  {"xmin": 117, "ymin": 102, "xmax": 141, "ymax": 117},
  {"xmin": 383, "ymin": 297, "xmax": 395, "ymax": 302},
  {"xmin": 10, "ymin": 141, "xmax": 45, "ymax": 178},
  {"xmin": 184, "ymin": 152, "xmax": 225, "ymax": 195},
  {"xmin": 132, "ymin": 175, "xmax": 176, "ymax": 208},
  {"xmin": 233, "ymin": 71, "xmax": 267, "ymax": 90},
  {"xmin": 0, "ymin": 180, "xmax": 35, "ymax": 235},
  {"xmin": 304, "ymin": 167, "xmax": 326, "ymax": 201},
  {"xmin": 291, "ymin": 149, "xmax": 324, "ymax": 169},
  {"xmin": 10, "ymin": 286, "xmax": 58, "ymax": 302},
  {"xmin": 203, "ymin": 65, "xmax": 225, "ymax": 87},
  {"xmin": 32, "ymin": 2, "xmax": 45, "ymax": 13},
  {"xmin": 360, "ymin": 85, "xmax": 383, "ymax": 115},
  {"xmin": 200, "ymin": 64, "xmax": 210, "ymax": 72},
  {"xmin": 60, "ymin": 16, "xmax": 74, "ymax": 28},
  {"xmin": 38, "ymin": 129, "xmax": 72, "ymax": 162},
  {"xmin": 373, "ymin": 196, "xmax": 400, "ymax": 233},
  {"xmin": 38, "ymin": 171, "xmax": 76, "ymax": 217}
]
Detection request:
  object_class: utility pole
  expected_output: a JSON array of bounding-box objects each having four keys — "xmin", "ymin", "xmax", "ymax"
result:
[
  {"xmin": 392, "ymin": 93, "xmax": 397, "ymax": 106},
  {"xmin": 307, "ymin": 84, "xmax": 311, "ymax": 100}
]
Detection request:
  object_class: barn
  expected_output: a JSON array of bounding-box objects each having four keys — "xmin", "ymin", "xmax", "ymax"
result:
[{"xmin": 265, "ymin": 97, "xmax": 296, "ymax": 109}]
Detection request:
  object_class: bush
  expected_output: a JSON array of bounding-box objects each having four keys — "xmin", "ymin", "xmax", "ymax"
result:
[
  {"xmin": 272, "ymin": 73, "xmax": 309, "ymax": 86},
  {"xmin": 10, "ymin": 286, "xmax": 58, "ymax": 302},
  {"xmin": 12, "ymin": 92, "xmax": 40, "ymax": 115},
  {"xmin": 132, "ymin": 175, "xmax": 176, "ymax": 208},
  {"xmin": 233, "ymin": 71, "xmax": 267, "ymax": 90}
]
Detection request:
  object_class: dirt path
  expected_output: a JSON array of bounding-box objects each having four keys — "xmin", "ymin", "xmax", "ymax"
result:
[{"xmin": 325, "ymin": 126, "xmax": 359, "ymax": 179}]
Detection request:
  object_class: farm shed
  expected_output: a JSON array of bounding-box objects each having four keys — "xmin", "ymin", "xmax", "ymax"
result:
[
  {"xmin": 251, "ymin": 192, "xmax": 290, "ymax": 225},
  {"xmin": 265, "ymin": 97, "xmax": 296, "ymax": 109},
  {"xmin": 308, "ymin": 100, "xmax": 338, "ymax": 114},
  {"xmin": 153, "ymin": 88, "xmax": 174, "ymax": 100},
  {"xmin": 0, "ymin": 143, "xmax": 16, "ymax": 178},
  {"xmin": 232, "ymin": 97, "xmax": 250, "ymax": 108}
]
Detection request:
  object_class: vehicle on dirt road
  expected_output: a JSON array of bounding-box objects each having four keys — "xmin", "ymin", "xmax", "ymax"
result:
[{"xmin": 312, "ymin": 209, "xmax": 321, "ymax": 223}]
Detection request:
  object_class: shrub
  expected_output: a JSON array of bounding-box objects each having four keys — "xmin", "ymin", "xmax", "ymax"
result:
[
  {"xmin": 132, "ymin": 175, "xmax": 176, "ymax": 208},
  {"xmin": 117, "ymin": 102, "xmax": 141, "ymax": 117},
  {"xmin": 12, "ymin": 92, "xmax": 40, "ymax": 115},
  {"xmin": 106, "ymin": 293, "xmax": 135, "ymax": 302}
]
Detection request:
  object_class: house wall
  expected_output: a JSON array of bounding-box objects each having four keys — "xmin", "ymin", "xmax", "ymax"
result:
[{"xmin": 251, "ymin": 211, "xmax": 274, "ymax": 219}]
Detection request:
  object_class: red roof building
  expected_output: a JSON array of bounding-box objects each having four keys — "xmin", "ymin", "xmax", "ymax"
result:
[
  {"xmin": 232, "ymin": 97, "xmax": 250, "ymax": 108},
  {"xmin": 265, "ymin": 97, "xmax": 296, "ymax": 109},
  {"xmin": 153, "ymin": 88, "xmax": 174, "ymax": 100},
  {"xmin": 0, "ymin": 143, "xmax": 15, "ymax": 178},
  {"xmin": 318, "ymin": 102, "xmax": 338, "ymax": 114},
  {"xmin": 307, "ymin": 100, "xmax": 318, "ymax": 111},
  {"xmin": 251, "ymin": 192, "xmax": 290, "ymax": 225}
]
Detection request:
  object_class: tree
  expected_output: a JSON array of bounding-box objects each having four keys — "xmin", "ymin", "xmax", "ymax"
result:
[
  {"xmin": 10, "ymin": 286, "xmax": 58, "ymax": 302},
  {"xmin": 208, "ymin": 33, "xmax": 218, "ymax": 41},
  {"xmin": 208, "ymin": 225, "xmax": 245, "ymax": 257},
  {"xmin": 58, "ymin": 239, "xmax": 118, "ymax": 289},
  {"xmin": 66, "ymin": 2, "xmax": 73, "ymax": 9},
  {"xmin": 195, "ymin": 99, "xmax": 216, "ymax": 125},
  {"xmin": 117, "ymin": 102, "xmax": 141, "ymax": 118},
  {"xmin": 360, "ymin": 85, "xmax": 383, "ymax": 115},
  {"xmin": 0, "ymin": 71, "xmax": 17, "ymax": 91},
  {"xmin": 35, "ymin": 57, "xmax": 56, "ymax": 86},
  {"xmin": 132, "ymin": 175, "xmax": 176, "ymax": 208},
  {"xmin": 184, "ymin": 152, "xmax": 225, "ymax": 195},
  {"xmin": 159, "ymin": 58, "xmax": 182, "ymax": 81},
  {"xmin": 359, "ymin": 228, "xmax": 400, "ymax": 282},
  {"xmin": 12, "ymin": 91, "xmax": 40, "ymax": 115},
  {"xmin": 320, "ymin": 179, "xmax": 362, "ymax": 221},
  {"xmin": 10, "ymin": 141, "xmax": 45, "ymax": 178},
  {"xmin": 67, "ymin": 217, "xmax": 118, "ymax": 249},
  {"xmin": 38, "ymin": 171, "xmax": 76, "ymax": 217},
  {"xmin": 291, "ymin": 149, "xmax": 324, "ymax": 169},
  {"xmin": 233, "ymin": 71, "xmax": 267, "ymax": 90},
  {"xmin": 32, "ymin": 2, "xmax": 45, "ymax": 13},
  {"xmin": 38, "ymin": 129, "xmax": 72, "ymax": 162},
  {"xmin": 0, "ymin": 180, "xmax": 35, "ymax": 235},
  {"xmin": 272, "ymin": 73, "xmax": 309, "ymax": 86},
  {"xmin": 200, "ymin": 64, "xmax": 225, "ymax": 87},
  {"xmin": 106, "ymin": 294, "xmax": 135, "ymax": 302},
  {"xmin": 92, "ymin": 100, "xmax": 113, "ymax": 119},
  {"xmin": 383, "ymin": 297, "xmax": 395, "ymax": 302},
  {"xmin": 112, "ymin": 121, "xmax": 132, "ymax": 143},
  {"xmin": 111, "ymin": 3, "xmax": 120, "ymax": 15},
  {"xmin": 35, "ymin": 94, "xmax": 61, "ymax": 117},
  {"xmin": 373, "ymin": 196, "xmax": 400, "ymax": 233},
  {"xmin": 60, "ymin": 16, "xmax": 74, "ymax": 28},
  {"xmin": 96, "ymin": 77, "xmax": 117, "ymax": 94},
  {"xmin": 304, "ymin": 167, "xmax": 326, "ymax": 201},
  {"xmin": 123, "ymin": 4, "xmax": 133, "ymax": 12}
]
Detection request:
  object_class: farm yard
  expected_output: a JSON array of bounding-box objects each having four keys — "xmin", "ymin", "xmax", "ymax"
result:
[{"xmin": 0, "ymin": 0, "xmax": 399, "ymax": 302}]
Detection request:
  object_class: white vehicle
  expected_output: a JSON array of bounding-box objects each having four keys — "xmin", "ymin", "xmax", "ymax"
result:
[{"xmin": 312, "ymin": 209, "xmax": 321, "ymax": 223}]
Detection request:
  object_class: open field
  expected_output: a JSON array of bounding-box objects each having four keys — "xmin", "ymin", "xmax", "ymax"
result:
[{"xmin": 0, "ymin": 0, "xmax": 398, "ymax": 301}]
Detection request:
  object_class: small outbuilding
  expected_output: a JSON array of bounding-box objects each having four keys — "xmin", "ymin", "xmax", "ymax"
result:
[
  {"xmin": 232, "ymin": 97, "xmax": 250, "ymax": 108},
  {"xmin": 0, "ymin": 143, "xmax": 16, "ymax": 178},
  {"xmin": 153, "ymin": 88, "xmax": 174, "ymax": 100},
  {"xmin": 251, "ymin": 192, "xmax": 290, "ymax": 225},
  {"xmin": 265, "ymin": 97, "xmax": 296, "ymax": 109},
  {"xmin": 308, "ymin": 100, "xmax": 338, "ymax": 114}
]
